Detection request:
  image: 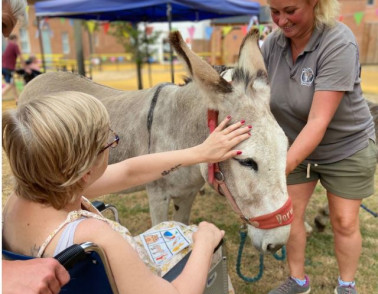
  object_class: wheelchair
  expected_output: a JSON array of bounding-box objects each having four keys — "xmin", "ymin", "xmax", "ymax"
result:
[{"xmin": 2, "ymin": 201, "xmax": 229, "ymax": 294}]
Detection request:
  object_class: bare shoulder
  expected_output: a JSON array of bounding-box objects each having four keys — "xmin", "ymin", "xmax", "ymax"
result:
[{"xmin": 74, "ymin": 218, "xmax": 125, "ymax": 246}]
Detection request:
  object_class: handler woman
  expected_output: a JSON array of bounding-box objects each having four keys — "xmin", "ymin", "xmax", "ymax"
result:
[{"xmin": 262, "ymin": 1, "xmax": 376, "ymax": 294}]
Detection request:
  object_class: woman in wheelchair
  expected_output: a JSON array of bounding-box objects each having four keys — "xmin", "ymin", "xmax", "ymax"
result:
[{"xmin": 2, "ymin": 91, "xmax": 251, "ymax": 294}]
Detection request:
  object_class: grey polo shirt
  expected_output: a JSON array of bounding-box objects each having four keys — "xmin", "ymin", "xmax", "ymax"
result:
[{"xmin": 262, "ymin": 22, "xmax": 375, "ymax": 164}]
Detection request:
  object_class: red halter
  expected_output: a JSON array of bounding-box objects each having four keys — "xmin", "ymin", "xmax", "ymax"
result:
[{"xmin": 207, "ymin": 109, "xmax": 293, "ymax": 229}]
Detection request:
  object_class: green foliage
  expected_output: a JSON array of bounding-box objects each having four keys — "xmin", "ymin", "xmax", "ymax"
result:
[{"xmin": 109, "ymin": 22, "xmax": 161, "ymax": 64}]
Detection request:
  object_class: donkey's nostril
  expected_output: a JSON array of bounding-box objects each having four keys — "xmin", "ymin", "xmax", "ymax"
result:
[{"xmin": 267, "ymin": 243, "xmax": 284, "ymax": 253}]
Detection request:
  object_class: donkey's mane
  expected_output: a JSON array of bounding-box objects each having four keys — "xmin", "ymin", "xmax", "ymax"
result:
[
  {"xmin": 179, "ymin": 65, "xmax": 234, "ymax": 86},
  {"xmin": 232, "ymin": 67, "xmax": 252, "ymax": 90},
  {"xmin": 232, "ymin": 67, "xmax": 269, "ymax": 90}
]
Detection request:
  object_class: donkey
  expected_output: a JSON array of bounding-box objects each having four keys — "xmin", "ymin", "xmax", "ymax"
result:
[{"xmin": 20, "ymin": 29, "xmax": 290, "ymax": 253}]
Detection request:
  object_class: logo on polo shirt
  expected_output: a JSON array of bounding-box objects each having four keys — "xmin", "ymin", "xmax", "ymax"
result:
[{"xmin": 301, "ymin": 68, "xmax": 314, "ymax": 86}]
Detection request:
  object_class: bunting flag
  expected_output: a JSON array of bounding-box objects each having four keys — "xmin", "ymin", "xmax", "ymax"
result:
[
  {"xmin": 87, "ymin": 21, "xmax": 96, "ymax": 33},
  {"xmin": 187, "ymin": 26, "xmax": 195, "ymax": 40},
  {"xmin": 25, "ymin": 6, "xmax": 29, "ymax": 13},
  {"xmin": 205, "ymin": 26, "xmax": 213, "ymax": 40},
  {"xmin": 338, "ymin": 15, "xmax": 344, "ymax": 22},
  {"xmin": 60, "ymin": 18, "xmax": 65, "ymax": 24},
  {"xmin": 122, "ymin": 31, "xmax": 129, "ymax": 38},
  {"xmin": 69, "ymin": 19, "xmax": 74, "ymax": 26},
  {"xmin": 353, "ymin": 11, "xmax": 364, "ymax": 26},
  {"xmin": 376, "ymin": 9, "xmax": 378, "ymax": 16},
  {"xmin": 222, "ymin": 26, "xmax": 233, "ymax": 36},
  {"xmin": 259, "ymin": 25, "xmax": 264, "ymax": 35},
  {"xmin": 103, "ymin": 22, "xmax": 110, "ymax": 34},
  {"xmin": 241, "ymin": 25, "xmax": 248, "ymax": 36}
]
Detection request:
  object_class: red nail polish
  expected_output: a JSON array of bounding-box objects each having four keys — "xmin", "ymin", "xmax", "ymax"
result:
[
  {"xmin": 237, "ymin": 151, "xmax": 242, "ymax": 155},
  {"xmin": 227, "ymin": 115, "xmax": 231, "ymax": 119},
  {"xmin": 241, "ymin": 120, "xmax": 245, "ymax": 124},
  {"xmin": 248, "ymin": 125, "xmax": 252, "ymax": 128}
]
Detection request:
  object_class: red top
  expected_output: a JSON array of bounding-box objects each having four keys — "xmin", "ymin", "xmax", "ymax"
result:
[{"xmin": 2, "ymin": 41, "xmax": 21, "ymax": 70}]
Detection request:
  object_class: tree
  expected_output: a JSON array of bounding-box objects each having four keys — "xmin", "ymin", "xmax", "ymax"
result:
[
  {"xmin": 110, "ymin": 22, "xmax": 161, "ymax": 89},
  {"xmin": 84, "ymin": 20, "xmax": 100, "ymax": 79}
]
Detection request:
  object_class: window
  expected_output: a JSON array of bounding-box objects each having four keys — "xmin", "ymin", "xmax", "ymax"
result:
[
  {"xmin": 94, "ymin": 33, "xmax": 100, "ymax": 47},
  {"xmin": 19, "ymin": 28, "xmax": 30, "ymax": 53},
  {"xmin": 367, "ymin": 0, "xmax": 374, "ymax": 5},
  {"xmin": 62, "ymin": 32, "xmax": 70, "ymax": 54}
]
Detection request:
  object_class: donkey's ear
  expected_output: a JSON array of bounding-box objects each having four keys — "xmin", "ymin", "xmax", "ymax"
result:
[
  {"xmin": 169, "ymin": 31, "xmax": 232, "ymax": 96},
  {"xmin": 233, "ymin": 28, "xmax": 270, "ymax": 103},
  {"xmin": 237, "ymin": 28, "xmax": 267, "ymax": 79}
]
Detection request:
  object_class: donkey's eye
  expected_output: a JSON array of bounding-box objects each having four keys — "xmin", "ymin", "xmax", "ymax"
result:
[{"xmin": 235, "ymin": 158, "xmax": 258, "ymax": 171}]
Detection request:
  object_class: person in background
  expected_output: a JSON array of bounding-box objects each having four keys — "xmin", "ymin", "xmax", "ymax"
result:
[
  {"xmin": 2, "ymin": 1, "xmax": 71, "ymax": 293},
  {"xmin": 17, "ymin": 55, "xmax": 42, "ymax": 84},
  {"xmin": 2, "ymin": 90, "xmax": 251, "ymax": 294},
  {"xmin": 2, "ymin": 33, "xmax": 23, "ymax": 103},
  {"xmin": 262, "ymin": 0, "xmax": 376, "ymax": 294}
]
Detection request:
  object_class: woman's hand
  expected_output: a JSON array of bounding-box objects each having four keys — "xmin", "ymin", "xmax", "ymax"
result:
[
  {"xmin": 192, "ymin": 221, "xmax": 225, "ymax": 251},
  {"xmin": 196, "ymin": 116, "xmax": 252, "ymax": 163}
]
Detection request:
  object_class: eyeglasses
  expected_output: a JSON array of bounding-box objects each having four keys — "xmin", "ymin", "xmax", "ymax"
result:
[{"xmin": 99, "ymin": 129, "xmax": 120, "ymax": 154}]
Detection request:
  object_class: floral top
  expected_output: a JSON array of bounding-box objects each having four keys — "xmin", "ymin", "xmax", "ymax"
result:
[{"xmin": 37, "ymin": 196, "xmax": 196, "ymax": 276}]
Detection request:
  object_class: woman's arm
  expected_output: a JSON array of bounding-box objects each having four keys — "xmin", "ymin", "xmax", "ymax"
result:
[
  {"xmin": 84, "ymin": 116, "xmax": 251, "ymax": 197},
  {"xmin": 171, "ymin": 222, "xmax": 224, "ymax": 293},
  {"xmin": 76, "ymin": 219, "xmax": 224, "ymax": 294},
  {"xmin": 285, "ymin": 90, "xmax": 344, "ymax": 175}
]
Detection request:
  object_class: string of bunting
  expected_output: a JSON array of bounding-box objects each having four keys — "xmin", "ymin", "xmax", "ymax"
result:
[
  {"xmin": 39, "ymin": 8, "xmax": 378, "ymax": 41},
  {"xmin": 339, "ymin": 10, "xmax": 378, "ymax": 25}
]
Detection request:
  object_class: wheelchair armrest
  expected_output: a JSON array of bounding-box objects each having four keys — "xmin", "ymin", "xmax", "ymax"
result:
[
  {"xmin": 91, "ymin": 201, "xmax": 120, "ymax": 223},
  {"xmin": 54, "ymin": 243, "xmax": 88, "ymax": 270},
  {"xmin": 91, "ymin": 200, "xmax": 106, "ymax": 211},
  {"xmin": 162, "ymin": 238, "xmax": 225, "ymax": 282}
]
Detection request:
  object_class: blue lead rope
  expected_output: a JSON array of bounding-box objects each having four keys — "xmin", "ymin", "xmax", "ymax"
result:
[
  {"xmin": 236, "ymin": 228, "xmax": 286, "ymax": 283},
  {"xmin": 360, "ymin": 204, "xmax": 378, "ymax": 217}
]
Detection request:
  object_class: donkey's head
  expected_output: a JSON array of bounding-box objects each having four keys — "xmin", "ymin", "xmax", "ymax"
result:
[{"xmin": 170, "ymin": 29, "xmax": 290, "ymax": 253}]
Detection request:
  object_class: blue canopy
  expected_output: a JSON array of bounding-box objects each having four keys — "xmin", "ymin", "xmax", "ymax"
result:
[{"xmin": 35, "ymin": 0, "xmax": 260, "ymax": 22}]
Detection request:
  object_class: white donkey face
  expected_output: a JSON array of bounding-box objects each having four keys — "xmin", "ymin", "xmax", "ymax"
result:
[{"xmin": 170, "ymin": 29, "xmax": 290, "ymax": 253}]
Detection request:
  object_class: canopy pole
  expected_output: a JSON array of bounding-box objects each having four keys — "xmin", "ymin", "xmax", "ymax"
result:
[
  {"xmin": 73, "ymin": 19, "xmax": 86, "ymax": 76},
  {"xmin": 36, "ymin": 16, "xmax": 46, "ymax": 73},
  {"xmin": 167, "ymin": 3, "xmax": 174, "ymax": 83}
]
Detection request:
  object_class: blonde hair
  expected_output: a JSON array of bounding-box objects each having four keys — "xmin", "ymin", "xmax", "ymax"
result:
[
  {"xmin": 2, "ymin": 91, "xmax": 109, "ymax": 209},
  {"xmin": 5, "ymin": 0, "xmax": 28, "ymax": 26},
  {"xmin": 266, "ymin": 0, "xmax": 340, "ymax": 28},
  {"xmin": 314, "ymin": 0, "xmax": 340, "ymax": 28}
]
